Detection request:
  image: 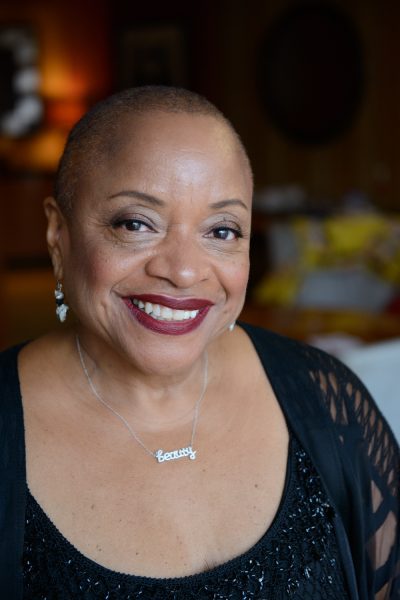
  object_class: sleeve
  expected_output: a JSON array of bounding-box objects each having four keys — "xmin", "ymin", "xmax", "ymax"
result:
[{"xmin": 309, "ymin": 351, "xmax": 400, "ymax": 599}]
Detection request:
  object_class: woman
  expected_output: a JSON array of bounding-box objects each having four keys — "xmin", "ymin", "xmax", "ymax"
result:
[{"xmin": 0, "ymin": 86, "xmax": 398, "ymax": 599}]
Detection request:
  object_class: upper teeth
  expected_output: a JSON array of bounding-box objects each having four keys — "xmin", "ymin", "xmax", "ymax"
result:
[{"xmin": 132, "ymin": 299, "xmax": 200, "ymax": 321}]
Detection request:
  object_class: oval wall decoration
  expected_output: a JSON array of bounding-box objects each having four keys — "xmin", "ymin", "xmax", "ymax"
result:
[{"xmin": 257, "ymin": 3, "xmax": 365, "ymax": 144}]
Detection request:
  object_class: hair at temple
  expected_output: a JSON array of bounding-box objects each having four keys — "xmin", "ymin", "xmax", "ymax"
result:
[{"xmin": 54, "ymin": 85, "xmax": 252, "ymax": 215}]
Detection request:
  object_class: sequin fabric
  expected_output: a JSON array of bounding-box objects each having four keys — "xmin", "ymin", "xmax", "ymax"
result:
[{"xmin": 22, "ymin": 437, "xmax": 349, "ymax": 599}]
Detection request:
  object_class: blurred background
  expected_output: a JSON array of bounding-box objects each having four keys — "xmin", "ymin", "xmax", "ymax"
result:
[{"xmin": 0, "ymin": 0, "xmax": 399, "ymax": 433}]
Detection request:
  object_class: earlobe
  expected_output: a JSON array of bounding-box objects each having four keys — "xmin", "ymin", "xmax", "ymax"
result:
[{"xmin": 43, "ymin": 196, "xmax": 67, "ymax": 280}]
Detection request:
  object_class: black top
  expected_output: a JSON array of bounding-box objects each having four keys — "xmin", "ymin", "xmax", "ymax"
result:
[
  {"xmin": 23, "ymin": 435, "xmax": 349, "ymax": 599},
  {"xmin": 0, "ymin": 323, "xmax": 399, "ymax": 599}
]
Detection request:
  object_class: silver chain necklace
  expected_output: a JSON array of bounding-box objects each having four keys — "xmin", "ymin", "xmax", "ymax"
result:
[{"xmin": 75, "ymin": 335, "xmax": 208, "ymax": 463}]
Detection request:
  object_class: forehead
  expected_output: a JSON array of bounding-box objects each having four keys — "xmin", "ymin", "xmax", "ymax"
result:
[
  {"xmin": 70, "ymin": 112, "xmax": 253, "ymax": 216},
  {"xmin": 93, "ymin": 112, "xmax": 251, "ymax": 191},
  {"xmin": 111, "ymin": 111, "xmax": 238, "ymax": 154}
]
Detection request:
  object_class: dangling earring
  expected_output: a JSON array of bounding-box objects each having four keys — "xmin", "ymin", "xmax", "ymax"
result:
[
  {"xmin": 55, "ymin": 281, "xmax": 69, "ymax": 322},
  {"xmin": 228, "ymin": 321, "xmax": 236, "ymax": 332}
]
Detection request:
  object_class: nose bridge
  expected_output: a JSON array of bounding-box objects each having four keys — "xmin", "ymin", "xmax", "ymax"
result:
[{"xmin": 146, "ymin": 226, "xmax": 208, "ymax": 288}]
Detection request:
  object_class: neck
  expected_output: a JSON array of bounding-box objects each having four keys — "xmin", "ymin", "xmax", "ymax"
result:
[{"xmin": 74, "ymin": 328, "xmax": 209, "ymax": 430}]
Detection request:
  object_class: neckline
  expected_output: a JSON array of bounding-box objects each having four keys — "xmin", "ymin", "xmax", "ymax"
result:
[{"xmin": 25, "ymin": 434, "xmax": 296, "ymax": 586}]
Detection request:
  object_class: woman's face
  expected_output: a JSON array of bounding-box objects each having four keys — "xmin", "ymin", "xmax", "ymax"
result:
[{"xmin": 56, "ymin": 112, "xmax": 253, "ymax": 375}]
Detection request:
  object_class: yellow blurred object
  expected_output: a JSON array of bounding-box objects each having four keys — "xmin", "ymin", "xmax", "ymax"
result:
[
  {"xmin": 293, "ymin": 214, "xmax": 400, "ymax": 279},
  {"xmin": 380, "ymin": 249, "xmax": 400, "ymax": 283},
  {"xmin": 254, "ymin": 213, "xmax": 400, "ymax": 307},
  {"xmin": 325, "ymin": 215, "xmax": 389, "ymax": 256},
  {"xmin": 254, "ymin": 269, "xmax": 301, "ymax": 306}
]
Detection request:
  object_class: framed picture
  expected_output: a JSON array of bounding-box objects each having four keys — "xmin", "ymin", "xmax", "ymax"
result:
[{"xmin": 117, "ymin": 24, "xmax": 187, "ymax": 89}]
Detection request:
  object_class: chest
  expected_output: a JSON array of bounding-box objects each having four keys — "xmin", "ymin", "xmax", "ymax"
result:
[
  {"xmin": 23, "ymin": 382, "xmax": 289, "ymax": 578},
  {"xmin": 24, "ymin": 437, "xmax": 349, "ymax": 599}
]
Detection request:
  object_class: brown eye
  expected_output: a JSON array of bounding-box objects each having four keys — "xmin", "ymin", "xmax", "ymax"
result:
[
  {"xmin": 212, "ymin": 227, "xmax": 241, "ymax": 240},
  {"xmin": 113, "ymin": 219, "xmax": 152, "ymax": 232}
]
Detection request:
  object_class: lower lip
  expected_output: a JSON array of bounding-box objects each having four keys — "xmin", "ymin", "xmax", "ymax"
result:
[{"xmin": 123, "ymin": 300, "xmax": 211, "ymax": 335}]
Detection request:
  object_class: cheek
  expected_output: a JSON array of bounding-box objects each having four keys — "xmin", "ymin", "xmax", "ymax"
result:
[
  {"xmin": 222, "ymin": 255, "xmax": 250, "ymax": 297},
  {"xmin": 64, "ymin": 240, "xmax": 124, "ymax": 309},
  {"xmin": 72, "ymin": 247, "xmax": 111, "ymax": 287}
]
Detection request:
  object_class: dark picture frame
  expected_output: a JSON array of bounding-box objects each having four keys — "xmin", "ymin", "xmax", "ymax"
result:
[{"xmin": 257, "ymin": 4, "xmax": 365, "ymax": 145}]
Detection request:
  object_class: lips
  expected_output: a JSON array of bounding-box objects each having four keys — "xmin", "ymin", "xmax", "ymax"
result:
[{"xmin": 123, "ymin": 294, "xmax": 213, "ymax": 335}]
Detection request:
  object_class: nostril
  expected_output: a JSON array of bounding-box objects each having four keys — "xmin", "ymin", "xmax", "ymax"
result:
[{"xmin": 144, "ymin": 246, "xmax": 210, "ymax": 288}]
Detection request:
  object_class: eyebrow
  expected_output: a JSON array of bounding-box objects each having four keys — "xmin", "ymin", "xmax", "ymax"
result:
[
  {"xmin": 108, "ymin": 190, "xmax": 165, "ymax": 206},
  {"xmin": 108, "ymin": 190, "xmax": 248, "ymax": 211},
  {"xmin": 209, "ymin": 199, "xmax": 248, "ymax": 211}
]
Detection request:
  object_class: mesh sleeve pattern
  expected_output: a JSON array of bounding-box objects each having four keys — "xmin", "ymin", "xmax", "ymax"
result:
[{"xmin": 307, "ymin": 349, "xmax": 400, "ymax": 599}]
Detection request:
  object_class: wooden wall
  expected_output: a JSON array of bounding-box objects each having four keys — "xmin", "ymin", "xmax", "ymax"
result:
[
  {"xmin": 0, "ymin": 0, "xmax": 399, "ymax": 208},
  {"xmin": 213, "ymin": 0, "xmax": 400, "ymax": 211},
  {"xmin": 0, "ymin": 0, "xmax": 399, "ymax": 346}
]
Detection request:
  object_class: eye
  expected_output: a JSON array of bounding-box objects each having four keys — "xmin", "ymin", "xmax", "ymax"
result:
[
  {"xmin": 112, "ymin": 218, "xmax": 153, "ymax": 232},
  {"xmin": 211, "ymin": 226, "xmax": 242, "ymax": 241}
]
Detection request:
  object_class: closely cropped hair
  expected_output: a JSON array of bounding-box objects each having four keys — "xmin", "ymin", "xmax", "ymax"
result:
[{"xmin": 54, "ymin": 86, "xmax": 252, "ymax": 215}]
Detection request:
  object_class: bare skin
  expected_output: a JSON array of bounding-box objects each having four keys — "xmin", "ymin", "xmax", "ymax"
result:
[
  {"xmin": 19, "ymin": 111, "xmax": 289, "ymax": 579},
  {"xmin": 20, "ymin": 326, "xmax": 288, "ymax": 578}
]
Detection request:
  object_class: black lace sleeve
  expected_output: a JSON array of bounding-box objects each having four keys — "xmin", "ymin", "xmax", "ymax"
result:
[{"xmin": 308, "ymin": 352, "xmax": 400, "ymax": 599}]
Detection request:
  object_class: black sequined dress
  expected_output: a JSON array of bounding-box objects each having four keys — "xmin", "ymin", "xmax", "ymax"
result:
[
  {"xmin": 23, "ymin": 436, "xmax": 349, "ymax": 599},
  {"xmin": 1, "ymin": 324, "xmax": 398, "ymax": 598}
]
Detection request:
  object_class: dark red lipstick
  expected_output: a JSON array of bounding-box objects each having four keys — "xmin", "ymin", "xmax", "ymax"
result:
[
  {"xmin": 131, "ymin": 294, "xmax": 213, "ymax": 310},
  {"xmin": 123, "ymin": 295, "xmax": 213, "ymax": 335}
]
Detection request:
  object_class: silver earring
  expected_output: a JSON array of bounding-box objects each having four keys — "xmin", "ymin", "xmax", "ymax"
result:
[
  {"xmin": 228, "ymin": 321, "xmax": 236, "ymax": 332},
  {"xmin": 55, "ymin": 281, "xmax": 69, "ymax": 322}
]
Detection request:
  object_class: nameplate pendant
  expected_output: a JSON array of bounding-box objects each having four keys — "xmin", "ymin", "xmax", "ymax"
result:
[{"xmin": 155, "ymin": 446, "xmax": 197, "ymax": 463}]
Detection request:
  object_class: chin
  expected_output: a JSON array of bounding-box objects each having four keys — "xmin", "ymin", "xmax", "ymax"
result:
[
  {"xmin": 122, "ymin": 339, "xmax": 207, "ymax": 377},
  {"xmin": 78, "ymin": 297, "xmax": 230, "ymax": 375}
]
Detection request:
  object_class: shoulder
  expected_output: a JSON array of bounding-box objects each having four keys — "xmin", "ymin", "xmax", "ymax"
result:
[
  {"xmin": 0, "ymin": 346, "xmax": 27, "ymax": 599},
  {"xmin": 240, "ymin": 323, "xmax": 400, "ymax": 595},
  {"xmin": 239, "ymin": 320, "xmax": 367, "ymax": 385},
  {"xmin": 239, "ymin": 320, "xmax": 328, "ymax": 363},
  {"xmin": 0, "ymin": 342, "xmax": 26, "ymax": 408},
  {"xmin": 239, "ymin": 321, "xmax": 398, "ymax": 446},
  {"xmin": 0, "ymin": 344, "xmax": 26, "ymax": 473},
  {"xmin": 0, "ymin": 343, "xmax": 25, "ymax": 387},
  {"xmin": 239, "ymin": 320, "xmax": 354, "ymax": 387}
]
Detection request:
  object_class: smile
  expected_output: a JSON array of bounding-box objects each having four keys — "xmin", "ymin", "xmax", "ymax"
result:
[
  {"xmin": 132, "ymin": 299, "xmax": 199, "ymax": 322},
  {"xmin": 123, "ymin": 294, "xmax": 213, "ymax": 336}
]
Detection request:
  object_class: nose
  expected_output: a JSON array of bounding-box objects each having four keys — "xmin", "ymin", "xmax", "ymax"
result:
[{"xmin": 144, "ymin": 231, "xmax": 210, "ymax": 289}]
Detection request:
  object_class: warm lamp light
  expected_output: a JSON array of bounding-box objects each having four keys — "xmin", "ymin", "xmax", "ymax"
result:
[
  {"xmin": 40, "ymin": 52, "xmax": 92, "ymax": 100},
  {"xmin": 46, "ymin": 98, "xmax": 87, "ymax": 128},
  {"xmin": 28, "ymin": 128, "xmax": 67, "ymax": 169},
  {"xmin": 6, "ymin": 128, "xmax": 67, "ymax": 172}
]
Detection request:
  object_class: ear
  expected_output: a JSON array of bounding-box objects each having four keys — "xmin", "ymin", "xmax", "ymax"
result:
[{"xmin": 43, "ymin": 196, "xmax": 68, "ymax": 281}]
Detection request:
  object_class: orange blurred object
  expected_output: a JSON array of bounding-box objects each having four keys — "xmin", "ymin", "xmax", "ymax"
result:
[
  {"xmin": 46, "ymin": 98, "xmax": 87, "ymax": 129},
  {"xmin": 5, "ymin": 129, "xmax": 67, "ymax": 171}
]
